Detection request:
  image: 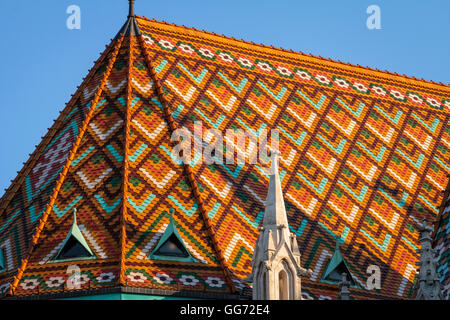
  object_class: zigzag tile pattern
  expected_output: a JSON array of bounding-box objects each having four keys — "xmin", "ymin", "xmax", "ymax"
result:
[
  {"xmin": 0, "ymin": 38, "xmax": 119, "ymax": 294},
  {"xmin": 11, "ymin": 37, "xmax": 130, "ymax": 295},
  {"xmin": 123, "ymin": 37, "xmax": 230, "ymax": 292},
  {"xmin": 137, "ymin": 17, "xmax": 450, "ymax": 299},
  {"xmin": 0, "ymin": 16, "xmax": 449, "ymax": 299}
]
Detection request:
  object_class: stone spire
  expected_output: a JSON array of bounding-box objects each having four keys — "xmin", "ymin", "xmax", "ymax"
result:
[
  {"xmin": 415, "ymin": 218, "xmax": 443, "ymax": 300},
  {"xmin": 246, "ymin": 151, "xmax": 311, "ymax": 300},
  {"xmin": 339, "ymin": 273, "xmax": 351, "ymax": 300},
  {"xmin": 262, "ymin": 150, "xmax": 289, "ymax": 228}
]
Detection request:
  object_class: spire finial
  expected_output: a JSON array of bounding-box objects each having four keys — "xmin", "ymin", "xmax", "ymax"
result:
[
  {"xmin": 422, "ymin": 217, "xmax": 428, "ymax": 226},
  {"xmin": 128, "ymin": 0, "xmax": 136, "ymax": 17},
  {"xmin": 270, "ymin": 149, "xmax": 280, "ymax": 175},
  {"xmin": 169, "ymin": 208, "xmax": 175, "ymax": 223}
]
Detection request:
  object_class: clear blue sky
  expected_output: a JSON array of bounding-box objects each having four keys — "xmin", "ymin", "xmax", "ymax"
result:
[{"xmin": 0, "ymin": 0, "xmax": 449, "ymax": 196}]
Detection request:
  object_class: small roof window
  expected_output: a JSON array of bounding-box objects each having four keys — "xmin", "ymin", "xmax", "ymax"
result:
[
  {"xmin": 149, "ymin": 209, "xmax": 197, "ymax": 263},
  {"xmin": 321, "ymin": 241, "xmax": 358, "ymax": 288},
  {"xmin": 52, "ymin": 209, "xmax": 96, "ymax": 262},
  {"xmin": 154, "ymin": 234, "xmax": 190, "ymax": 258}
]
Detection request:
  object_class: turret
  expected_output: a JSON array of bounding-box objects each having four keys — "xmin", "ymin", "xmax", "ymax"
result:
[{"xmin": 415, "ymin": 218, "xmax": 443, "ymax": 300}]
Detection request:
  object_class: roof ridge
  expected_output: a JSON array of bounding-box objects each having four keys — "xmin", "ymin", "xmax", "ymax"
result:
[
  {"xmin": 7, "ymin": 35, "xmax": 126, "ymax": 297},
  {"xmin": 119, "ymin": 35, "xmax": 134, "ymax": 286},
  {"xmin": 115, "ymin": 16, "xmax": 141, "ymax": 39},
  {"xmin": 136, "ymin": 16, "xmax": 450, "ymax": 93},
  {"xmin": 136, "ymin": 32, "xmax": 238, "ymax": 294}
]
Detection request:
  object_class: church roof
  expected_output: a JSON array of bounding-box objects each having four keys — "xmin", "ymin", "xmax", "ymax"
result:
[{"xmin": 0, "ymin": 10, "xmax": 449, "ymax": 300}]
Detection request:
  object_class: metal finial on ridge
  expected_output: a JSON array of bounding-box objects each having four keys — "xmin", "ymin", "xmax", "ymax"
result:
[
  {"xmin": 129, "ymin": 0, "xmax": 136, "ymax": 17},
  {"xmin": 114, "ymin": 0, "xmax": 141, "ymax": 39},
  {"xmin": 269, "ymin": 149, "xmax": 280, "ymax": 176}
]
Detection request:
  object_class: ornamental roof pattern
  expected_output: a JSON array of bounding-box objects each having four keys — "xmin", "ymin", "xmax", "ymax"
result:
[{"xmin": 0, "ymin": 15, "xmax": 449, "ymax": 300}]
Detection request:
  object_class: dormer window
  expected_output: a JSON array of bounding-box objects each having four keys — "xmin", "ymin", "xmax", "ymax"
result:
[
  {"xmin": 149, "ymin": 209, "xmax": 197, "ymax": 263},
  {"xmin": 321, "ymin": 241, "xmax": 358, "ymax": 288},
  {"xmin": 154, "ymin": 234, "xmax": 190, "ymax": 258},
  {"xmin": 55, "ymin": 235, "xmax": 94, "ymax": 261},
  {"xmin": 52, "ymin": 209, "xmax": 96, "ymax": 262}
]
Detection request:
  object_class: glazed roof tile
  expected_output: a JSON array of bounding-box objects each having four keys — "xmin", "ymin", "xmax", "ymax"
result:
[{"xmin": 0, "ymin": 13, "xmax": 449, "ymax": 300}]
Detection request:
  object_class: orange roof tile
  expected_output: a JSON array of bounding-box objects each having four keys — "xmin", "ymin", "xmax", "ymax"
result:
[{"xmin": 0, "ymin": 12, "xmax": 449, "ymax": 300}]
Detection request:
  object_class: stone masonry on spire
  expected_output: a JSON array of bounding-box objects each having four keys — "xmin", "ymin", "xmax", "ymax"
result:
[
  {"xmin": 415, "ymin": 219, "xmax": 443, "ymax": 300},
  {"xmin": 247, "ymin": 151, "xmax": 311, "ymax": 300}
]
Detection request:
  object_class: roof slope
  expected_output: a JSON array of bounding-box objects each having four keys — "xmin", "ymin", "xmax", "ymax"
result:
[
  {"xmin": 135, "ymin": 16, "xmax": 450, "ymax": 299},
  {"xmin": 0, "ymin": 14, "xmax": 449, "ymax": 299},
  {"xmin": 0, "ymin": 20, "xmax": 237, "ymax": 298},
  {"xmin": 0, "ymin": 35, "xmax": 123, "ymax": 296}
]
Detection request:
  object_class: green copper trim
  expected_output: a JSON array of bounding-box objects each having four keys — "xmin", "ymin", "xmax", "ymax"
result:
[
  {"xmin": 52, "ymin": 209, "xmax": 96, "ymax": 262},
  {"xmin": 149, "ymin": 209, "xmax": 198, "ymax": 263},
  {"xmin": 58, "ymin": 293, "xmax": 201, "ymax": 300},
  {"xmin": 321, "ymin": 242, "xmax": 359, "ymax": 288},
  {"xmin": 0, "ymin": 248, "xmax": 5, "ymax": 272}
]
